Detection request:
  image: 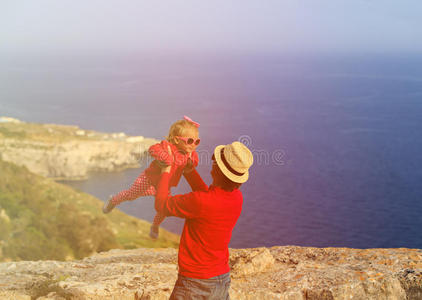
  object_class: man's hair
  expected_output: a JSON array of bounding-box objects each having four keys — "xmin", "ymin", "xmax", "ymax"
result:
[
  {"xmin": 213, "ymin": 160, "xmax": 242, "ymax": 191},
  {"xmin": 166, "ymin": 120, "xmax": 198, "ymax": 144}
]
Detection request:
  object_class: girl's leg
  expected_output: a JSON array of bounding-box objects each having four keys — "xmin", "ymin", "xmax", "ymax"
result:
[
  {"xmin": 111, "ymin": 172, "xmax": 156, "ymax": 205},
  {"xmin": 150, "ymin": 212, "xmax": 166, "ymax": 239},
  {"xmin": 149, "ymin": 191, "xmax": 170, "ymax": 239},
  {"xmin": 152, "ymin": 212, "xmax": 166, "ymax": 227}
]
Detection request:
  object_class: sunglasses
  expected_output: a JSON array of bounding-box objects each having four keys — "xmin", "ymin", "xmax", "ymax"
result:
[{"xmin": 176, "ymin": 136, "xmax": 201, "ymax": 145}]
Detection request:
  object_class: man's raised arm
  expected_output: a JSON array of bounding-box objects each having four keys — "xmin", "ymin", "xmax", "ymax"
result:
[{"xmin": 183, "ymin": 168, "xmax": 208, "ymax": 192}]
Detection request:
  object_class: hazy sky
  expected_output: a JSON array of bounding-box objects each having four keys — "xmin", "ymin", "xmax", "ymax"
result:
[{"xmin": 1, "ymin": 0, "xmax": 421, "ymax": 56}]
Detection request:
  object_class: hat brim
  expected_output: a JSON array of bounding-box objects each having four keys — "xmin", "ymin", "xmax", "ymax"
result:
[{"xmin": 214, "ymin": 145, "xmax": 249, "ymax": 183}]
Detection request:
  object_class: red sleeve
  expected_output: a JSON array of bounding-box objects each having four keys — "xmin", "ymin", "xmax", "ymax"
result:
[
  {"xmin": 148, "ymin": 141, "xmax": 173, "ymax": 165},
  {"xmin": 155, "ymin": 172, "xmax": 171, "ymax": 214},
  {"xmin": 155, "ymin": 172, "xmax": 203, "ymax": 219},
  {"xmin": 183, "ymin": 169, "xmax": 208, "ymax": 192}
]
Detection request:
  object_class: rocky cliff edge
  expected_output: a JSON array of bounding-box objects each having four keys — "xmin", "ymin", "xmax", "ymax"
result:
[{"xmin": 1, "ymin": 246, "xmax": 421, "ymax": 300}]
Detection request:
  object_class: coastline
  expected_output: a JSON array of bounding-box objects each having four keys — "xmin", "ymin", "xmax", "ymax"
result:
[
  {"xmin": 1, "ymin": 118, "xmax": 422, "ymax": 299},
  {"xmin": 0, "ymin": 117, "xmax": 158, "ymax": 180}
]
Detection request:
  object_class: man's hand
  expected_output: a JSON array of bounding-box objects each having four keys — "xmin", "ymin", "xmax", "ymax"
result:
[
  {"xmin": 160, "ymin": 145, "xmax": 172, "ymax": 174},
  {"xmin": 184, "ymin": 156, "xmax": 195, "ymax": 174},
  {"xmin": 161, "ymin": 165, "xmax": 171, "ymax": 173}
]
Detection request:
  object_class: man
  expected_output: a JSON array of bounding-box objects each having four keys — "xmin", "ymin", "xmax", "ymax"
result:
[{"xmin": 155, "ymin": 141, "xmax": 254, "ymax": 299}]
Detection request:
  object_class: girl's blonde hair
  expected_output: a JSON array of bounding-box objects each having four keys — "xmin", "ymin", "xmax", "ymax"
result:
[{"xmin": 166, "ymin": 120, "xmax": 198, "ymax": 144}]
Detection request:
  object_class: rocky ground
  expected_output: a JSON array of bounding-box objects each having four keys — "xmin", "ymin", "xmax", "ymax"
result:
[{"xmin": 0, "ymin": 246, "xmax": 421, "ymax": 299}]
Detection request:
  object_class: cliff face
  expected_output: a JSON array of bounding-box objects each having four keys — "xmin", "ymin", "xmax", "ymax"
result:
[
  {"xmin": 0, "ymin": 119, "xmax": 158, "ymax": 180},
  {"xmin": 0, "ymin": 246, "xmax": 421, "ymax": 300},
  {"xmin": 0, "ymin": 159, "xmax": 179, "ymax": 262}
]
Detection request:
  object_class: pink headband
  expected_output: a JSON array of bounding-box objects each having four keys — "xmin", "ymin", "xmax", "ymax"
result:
[{"xmin": 184, "ymin": 115, "xmax": 200, "ymax": 128}]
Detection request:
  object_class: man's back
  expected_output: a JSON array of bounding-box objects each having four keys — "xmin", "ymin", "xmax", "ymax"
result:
[{"xmin": 177, "ymin": 186, "xmax": 243, "ymax": 278}]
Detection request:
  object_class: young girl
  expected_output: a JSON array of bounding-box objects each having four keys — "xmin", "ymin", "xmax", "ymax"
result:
[{"xmin": 103, "ymin": 116, "xmax": 200, "ymax": 239}]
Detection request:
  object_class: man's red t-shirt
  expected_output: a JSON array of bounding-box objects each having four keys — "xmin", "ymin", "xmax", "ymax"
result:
[{"xmin": 155, "ymin": 170, "xmax": 243, "ymax": 279}]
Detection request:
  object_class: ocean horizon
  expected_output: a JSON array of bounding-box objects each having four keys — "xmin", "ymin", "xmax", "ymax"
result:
[{"xmin": 1, "ymin": 52, "xmax": 421, "ymax": 249}]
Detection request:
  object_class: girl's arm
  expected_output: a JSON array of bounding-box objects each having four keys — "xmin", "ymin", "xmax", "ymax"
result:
[{"xmin": 148, "ymin": 141, "xmax": 173, "ymax": 166}]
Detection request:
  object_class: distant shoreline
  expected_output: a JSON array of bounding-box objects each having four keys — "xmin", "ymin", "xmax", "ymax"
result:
[{"xmin": 0, "ymin": 117, "xmax": 158, "ymax": 180}]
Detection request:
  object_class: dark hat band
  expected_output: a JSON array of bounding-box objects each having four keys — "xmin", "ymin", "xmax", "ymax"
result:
[{"xmin": 221, "ymin": 148, "xmax": 245, "ymax": 176}]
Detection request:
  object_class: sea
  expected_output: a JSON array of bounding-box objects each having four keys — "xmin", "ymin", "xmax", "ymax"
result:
[{"xmin": 1, "ymin": 52, "xmax": 421, "ymax": 249}]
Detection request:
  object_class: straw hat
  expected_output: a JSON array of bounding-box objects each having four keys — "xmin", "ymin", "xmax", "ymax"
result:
[{"xmin": 214, "ymin": 141, "xmax": 254, "ymax": 183}]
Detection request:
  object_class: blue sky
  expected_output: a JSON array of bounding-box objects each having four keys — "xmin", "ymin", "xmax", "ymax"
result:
[{"xmin": 1, "ymin": 0, "xmax": 421, "ymax": 56}]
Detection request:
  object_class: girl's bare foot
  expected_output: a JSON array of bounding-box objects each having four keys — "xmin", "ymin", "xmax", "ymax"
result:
[
  {"xmin": 102, "ymin": 196, "xmax": 116, "ymax": 214},
  {"xmin": 149, "ymin": 225, "xmax": 159, "ymax": 239}
]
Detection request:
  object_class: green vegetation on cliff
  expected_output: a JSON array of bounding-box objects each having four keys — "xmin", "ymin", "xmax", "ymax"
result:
[
  {"xmin": 0, "ymin": 120, "xmax": 111, "ymax": 143},
  {"xmin": 0, "ymin": 159, "xmax": 179, "ymax": 262}
]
